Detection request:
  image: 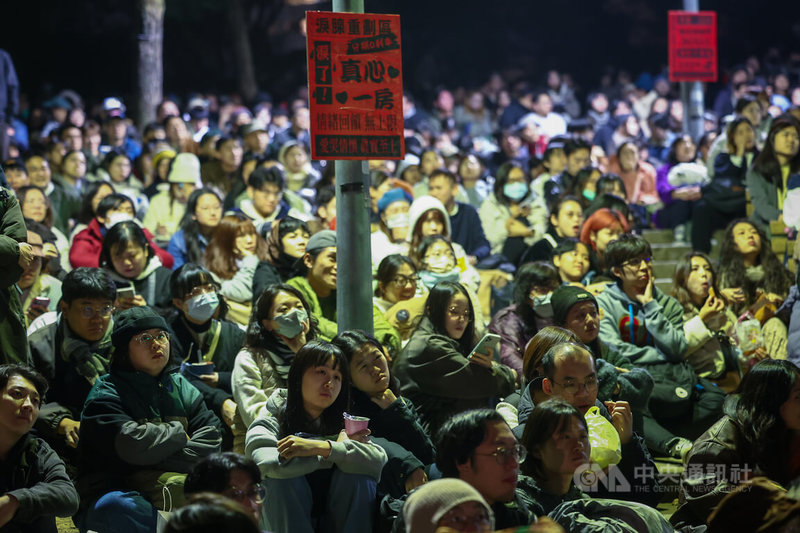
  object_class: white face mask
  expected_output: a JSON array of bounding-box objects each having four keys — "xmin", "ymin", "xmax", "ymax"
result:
[
  {"xmin": 105, "ymin": 212, "xmax": 134, "ymax": 229},
  {"xmin": 385, "ymin": 212, "xmax": 410, "ymax": 229},
  {"xmin": 425, "ymin": 254, "xmax": 455, "ymax": 273},
  {"xmin": 185, "ymin": 292, "xmax": 220, "ymax": 323}
]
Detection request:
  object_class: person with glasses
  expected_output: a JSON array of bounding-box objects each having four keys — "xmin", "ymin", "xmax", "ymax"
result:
[
  {"xmin": 168, "ymin": 263, "xmax": 245, "ymax": 450},
  {"xmin": 332, "ymin": 330, "xmax": 434, "ymax": 499},
  {"xmin": 393, "ymin": 281, "xmax": 516, "ymax": 432},
  {"xmin": 28, "ymin": 267, "xmax": 116, "ymax": 460},
  {"xmin": 184, "ymin": 452, "xmax": 264, "ymax": 523},
  {"xmin": 76, "ymin": 306, "xmax": 223, "ymax": 533},
  {"xmin": 374, "ymin": 254, "xmax": 421, "ymax": 343},
  {"xmin": 535, "ymin": 342, "xmax": 660, "ymax": 507},
  {"xmin": 596, "ymin": 234, "xmax": 725, "ymax": 458}
]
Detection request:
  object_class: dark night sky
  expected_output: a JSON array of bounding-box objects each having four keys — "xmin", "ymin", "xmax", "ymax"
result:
[{"xmin": 3, "ymin": 0, "xmax": 800, "ymax": 111}]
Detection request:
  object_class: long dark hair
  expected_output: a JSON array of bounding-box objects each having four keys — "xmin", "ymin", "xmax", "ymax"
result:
[
  {"xmin": 99, "ymin": 220, "xmax": 154, "ymax": 273},
  {"xmin": 666, "ymin": 134, "xmax": 696, "ymax": 167},
  {"xmin": 77, "ymin": 181, "xmax": 115, "ymax": 225},
  {"xmin": 520, "ymin": 398, "xmax": 587, "ymax": 481},
  {"xmin": 331, "ymin": 329, "xmax": 401, "ymax": 397},
  {"xmin": 280, "ymin": 340, "xmax": 350, "ymax": 437},
  {"xmin": 751, "ymin": 115, "xmax": 800, "ymax": 187},
  {"xmin": 671, "ymin": 251, "xmax": 720, "ymax": 313},
  {"xmin": 522, "ymin": 326, "xmax": 580, "ymax": 384},
  {"xmin": 717, "ymin": 218, "xmax": 792, "ymax": 306},
  {"xmin": 493, "ymin": 161, "xmax": 528, "ymax": 206},
  {"xmin": 723, "ymin": 359, "xmax": 800, "ymax": 484},
  {"xmin": 423, "ymin": 281, "xmax": 476, "ymax": 355},
  {"xmin": 180, "ymin": 188, "xmax": 222, "ymax": 265}
]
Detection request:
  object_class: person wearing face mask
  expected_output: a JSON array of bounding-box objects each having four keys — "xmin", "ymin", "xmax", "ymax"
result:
[
  {"xmin": 489, "ymin": 262, "xmax": 561, "ymax": 381},
  {"xmin": 371, "ymin": 188, "xmax": 412, "ymax": 274},
  {"xmin": 415, "ymin": 235, "xmax": 482, "ymax": 298},
  {"xmin": 167, "ymin": 264, "xmax": 245, "ymax": 450},
  {"xmin": 232, "ymin": 284, "xmax": 317, "ymax": 453},
  {"xmin": 70, "ymin": 193, "xmax": 174, "ymax": 269},
  {"xmin": 478, "ymin": 162, "xmax": 546, "ymax": 266}
]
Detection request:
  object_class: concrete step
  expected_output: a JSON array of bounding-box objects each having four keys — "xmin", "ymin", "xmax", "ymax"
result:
[
  {"xmin": 641, "ymin": 228, "xmax": 675, "ymax": 244},
  {"xmin": 652, "ymin": 260, "xmax": 679, "ymax": 279},
  {"xmin": 655, "ymin": 278, "xmax": 674, "ymax": 296},
  {"xmin": 651, "ymin": 242, "xmax": 692, "ymax": 262}
]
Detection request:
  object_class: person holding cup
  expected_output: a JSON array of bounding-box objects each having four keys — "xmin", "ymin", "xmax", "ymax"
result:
[
  {"xmin": 333, "ymin": 329, "xmax": 435, "ymax": 497},
  {"xmin": 245, "ymin": 340, "xmax": 387, "ymax": 533}
]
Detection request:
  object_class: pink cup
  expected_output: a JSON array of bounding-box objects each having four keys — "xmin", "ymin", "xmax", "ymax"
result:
[{"xmin": 343, "ymin": 413, "xmax": 369, "ymax": 435}]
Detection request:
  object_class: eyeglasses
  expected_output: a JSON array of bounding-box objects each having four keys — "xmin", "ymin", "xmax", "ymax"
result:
[
  {"xmin": 474, "ymin": 444, "xmax": 527, "ymax": 465},
  {"xmin": 186, "ymin": 283, "xmax": 216, "ymax": 299},
  {"xmin": 551, "ymin": 376, "xmax": 598, "ymax": 395},
  {"xmin": 391, "ymin": 275, "xmax": 419, "ymax": 287},
  {"xmin": 79, "ymin": 304, "xmax": 115, "ymax": 318},
  {"xmin": 621, "ymin": 256, "xmax": 651, "ymax": 269},
  {"xmin": 225, "ymin": 484, "xmax": 265, "ymax": 503},
  {"xmin": 133, "ymin": 331, "xmax": 170, "ymax": 346}
]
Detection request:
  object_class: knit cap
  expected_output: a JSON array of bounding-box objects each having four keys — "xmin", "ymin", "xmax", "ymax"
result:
[
  {"xmin": 402, "ymin": 478, "xmax": 493, "ymax": 533},
  {"xmin": 551, "ymin": 285, "xmax": 597, "ymax": 326}
]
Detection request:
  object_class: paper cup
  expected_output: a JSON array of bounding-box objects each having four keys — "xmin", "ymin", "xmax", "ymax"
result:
[{"xmin": 343, "ymin": 413, "xmax": 369, "ymax": 435}]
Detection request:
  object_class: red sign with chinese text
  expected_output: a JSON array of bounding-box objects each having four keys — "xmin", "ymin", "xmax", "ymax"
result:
[
  {"xmin": 668, "ymin": 11, "xmax": 717, "ymax": 83},
  {"xmin": 306, "ymin": 11, "xmax": 404, "ymax": 160}
]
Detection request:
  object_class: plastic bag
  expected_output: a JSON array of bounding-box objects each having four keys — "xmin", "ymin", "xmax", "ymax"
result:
[
  {"xmin": 735, "ymin": 312, "xmax": 765, "ymax": 369},
  {"xmin": 584, "ymin": 406, "xmax": 622, "ymax": 469}
]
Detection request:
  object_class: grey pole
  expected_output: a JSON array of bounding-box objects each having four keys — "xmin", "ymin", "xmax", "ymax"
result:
[
  {"xmin": 331, "ymin": 0, "xmax": 374, "ymax": 334},
  {"xmin": 681, "ymin": 0, "xmax": 706, "ymax": 142}
]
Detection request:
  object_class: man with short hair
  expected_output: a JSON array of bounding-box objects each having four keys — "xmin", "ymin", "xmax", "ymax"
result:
[
  {"xmin": 238, "ymin": 166, "xmax": 304, "ymax": 235},
  {"xmin": 543, "ymin": 138, "xmax": 591, "ymax": 207},
  {"xmin": 2, "ymin": 159, "xmax": 28, "ymax": 191},
  {"xmin": 536, "ymin": 342, "xmax": 660, "ymax": 506},
  {"xmin": 391, "ymin": 409, "xmax": 537, "ymax": 532},
  {"xmin": 595, "ymin": 234, "xmax": 725, "ymax": 458},
  {"xmin": 201, "ymin": 134, "xmax": 243, "ymax": 196},
  {"xmin": 28, "ymin": 267, "xmax": 116, "ymax": 457},
  {"xmin": 0, "ymin": 364, "xmax": 79, "ymax": 531},
  {"xmin": 427, "ymin": 169, "xmax": 490, "ymax": 264}
]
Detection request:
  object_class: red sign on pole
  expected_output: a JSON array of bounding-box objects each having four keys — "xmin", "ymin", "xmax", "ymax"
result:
[
  {"xmin": 668, "ymin": 11, "xmax": 717, "ymax": 83},
  {"xmin": 306, "ymin": 11, "xmax": 404, "ymax": 160}
]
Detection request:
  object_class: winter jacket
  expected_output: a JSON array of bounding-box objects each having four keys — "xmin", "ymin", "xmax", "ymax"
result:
[
  {"xmin": 778, "ymin": 285, "xmax": 800, "ymax": 367},
  {"xmin": 746, "ymin": 166, "xmax": 788, "ymax": 228},
  {"xmin": 448, "ymin": 202, "xmax": 490, "ymax": 260},
  {"xmin": 245, "ymin": 389, "xmax": 387, "ymax": 481},
  {"xmin": 287, "ymin": 275, "xmax": 400, "ymax": 352},
  {"xmin": 166, "ymin": 228, "xmax": 208, "ymax": 271},
  {"xmin": 142, "ymin": 191, "xmax": 186, "ymax": 244},
  {"xmin": 0, "ymin": 434, "xmax": 79, "ymax": 532},
  {"xmin": 549, "ymin": 497, "xmax": 676, "ymax": 533},
  {"xmin": 517, "ymin": 475, "xmax": 587, "ymax": 517},
  {"xmin": 487, "ymin": 304, "xmax": 540, "ymax": 380},
  {"xmin": 682, "ymin": 305, "xmax": 738, "ymax": 379},
  {"xmin": 69, "ymin": 218, "xmax": 174, "ymax": 269},
  {"xmin": 671, "ymin": 416, "xmax": 759, "ymax": 528},
  {"xmin": 252, "ymin": 260, "xmax": 303, "ymax": 304},
  {"xmin": 28, "ymin": 314, "xmax": 113, "ymax": 443},
  {"xmin": 0, "ymin": 184, "xmax": 29, "ymax": 365},
  {"xmin": 478, "ymin": 193, "xmax": 547, "ymax": 255},
  {"xmin": 595, "ymin": 283, "xmax": 688, "ymax": 365},
  {"xmin": 213, "ymin": 254, "xmax": 259, "ymax": 304},
  {"xmin": 106, "ymin": 255, "xmax": 173, "ymax": 315},
  {"xmin": 78, "ymin": 368, "xmax": 223, "ymax": 507},
  {"xmin": 392, "ymin": 317, "xmax": 516, "ymax": 431},
  {"xmin": 168, "ymin": 314, "xmax": 245, "ymax": 419}
]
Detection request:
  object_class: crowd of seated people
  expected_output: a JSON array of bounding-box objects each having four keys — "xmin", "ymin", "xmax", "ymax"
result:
[{"xmin": 3, "ymin": 53, "xmax": 800, "ymax": 532}]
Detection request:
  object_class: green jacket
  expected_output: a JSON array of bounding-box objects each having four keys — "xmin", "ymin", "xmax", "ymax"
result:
[
  {"xmin": 78, "ymin": 369, "xmax": 223, "ymax": 506},
  {"xmin": 392, "ymin": 317, "xmax": 517, "ymax": 431},
  {"xmin": 287, "ymin": 275, "xmax": 400, "ymax": 352},
  {"xmin": 0, "ymin": 180, "xmax": 29, "ymax": 365}
]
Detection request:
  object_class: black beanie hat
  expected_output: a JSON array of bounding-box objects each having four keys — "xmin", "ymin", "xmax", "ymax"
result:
[
  {"xmin": 551, "ymin": 285, "xmax": 597, "ymax": 326},
  {"xmin": 112, "ymin": 306, "xmax": 168, "ymax": 349}
]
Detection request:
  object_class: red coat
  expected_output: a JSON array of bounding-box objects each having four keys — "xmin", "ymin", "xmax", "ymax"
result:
[{"xmin": 69, "ymin": 218, "xmax": 174, "ymax": 269}]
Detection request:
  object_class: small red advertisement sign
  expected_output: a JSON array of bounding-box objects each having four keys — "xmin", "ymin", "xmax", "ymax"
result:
[
  {"xmin": 668, "ymin": 11, "xmax": 717, "ymax": 83},
  {"xmin": 306, "ymin": 11, "xmax": 404, "ymax": 160}
]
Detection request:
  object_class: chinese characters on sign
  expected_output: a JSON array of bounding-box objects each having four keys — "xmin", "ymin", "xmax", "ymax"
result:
[
  {"xmin": 668, "ymin": 11, "xmax": 718, "ymax": 83},
  {"xmin": 307, "ymin": 11, "xmax": 405, "ymax": 160}
]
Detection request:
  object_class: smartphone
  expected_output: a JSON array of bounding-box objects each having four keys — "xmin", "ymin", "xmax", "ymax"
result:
[
  {"xmin": 469, "ymin": 333, "xmax": 501, "ymax": 360},
  {"xmin": 32, "ymin": 296, "xmax": 50, "ymax": 308},
  {"xmin": 117, "ymin": 286, "xmax": 136, "ymax": 299}
]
